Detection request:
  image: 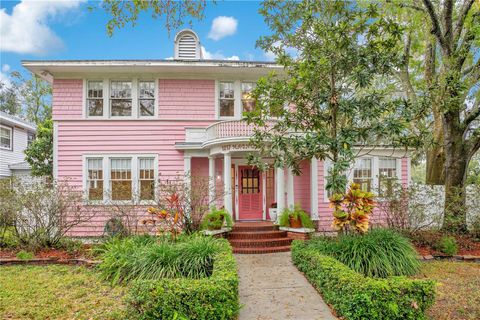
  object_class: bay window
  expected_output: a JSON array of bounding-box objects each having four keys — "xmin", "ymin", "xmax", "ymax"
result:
[
  {"xmin": 110, "ymin": 81, "xmax": 132, "ymax": 117},
  {"xmin": 87, "ymin": 81, "xmax": 104, "ymax": 116},
  {"xmin": 0, "ymin": 125, "xmax": 12, "ymax": 150},
  {"xmin": 219, "ymin": 82, "xmax": 235, "ymax": 117}
]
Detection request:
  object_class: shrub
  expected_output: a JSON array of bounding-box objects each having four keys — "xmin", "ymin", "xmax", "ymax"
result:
[
  {"xmin": 97, "ymin": 234, "xmax": 222, "ymax": 285},
  {"xmin": 16, "ymin": 250, "xmax": 34, "ymax": 260},
  {"xmin": 278, "ymin": 205, "xmax": 314, "ymax": 228},
  {"xmin": 125, "ymin": 238, "xmax": 239, "ymax": 320},
  {"xmin": 307, "ymin": 229, "xmax": 420, "ymax": 278},
  {"xmin": 436, "ymin": 236, "xmax": 458, "ymax": 255},
  {"xmin": 292, "ymin": 241, "xmax": 436, "ymax": 320},
  {"xmin": 200, "ymin": 207, "xmax": 233, "ymax": 230}
]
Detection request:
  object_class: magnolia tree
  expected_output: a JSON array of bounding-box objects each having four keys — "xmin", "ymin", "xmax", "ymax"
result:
[{"xmin": 246, "ymin": 0, "xmax": 418, "ymax": 196}]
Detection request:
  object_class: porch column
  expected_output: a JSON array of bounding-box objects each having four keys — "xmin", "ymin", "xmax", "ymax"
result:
[
  {"xmin": 183, "ymin": 155, "xmax": 192, "ymax": 212},
  {"xmin": 208, "ymin": 156, "xmax": 215, "ymax": 205},
  {"xmin": 276, "ymin": 167, "xmax": 285, "ymax": 213},
  {"xmin": 287, "ymin": 168, "xmax": 295, "ymax": 208},
  {"xmin": 310, "ymin": 157, "xmax": 319, "ymax": 220},
  {"xmin": 223, "ymin": 152, "xmax": 233, "ymax": 215}
]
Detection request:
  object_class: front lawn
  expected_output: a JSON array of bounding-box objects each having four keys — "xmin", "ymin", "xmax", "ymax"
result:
[
  {"xmin": 0, "ymin": 265, "xmax": 126, "ymax": 320},
  {"xmin": 415, "ymin": 261, "xmax": 480, "ymax": 320}
]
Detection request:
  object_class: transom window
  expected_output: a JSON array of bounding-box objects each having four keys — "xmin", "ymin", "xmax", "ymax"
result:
[
  {"xmin": 110, "ymin": 81, "xmax": 132, "ymax": 117},
  {"xmin": 138, "ymin": 81, "xmax": 155, "ymax": 117},
  {"xmin": 87, "ymin": 81, "xmax": 104, "ymax": 116},
  {"xmin": 219, "ymin": 82, "xmax": 235, "ymax": 117},
  {"xmin": 353, "ymin": 158, "xmax": 373, "ymax": 192},
  {"xmin": 87, "ymin": 158, "xmax": 103, "ymax": 201},
  {"xmin": 241, "ymin": 168, "xmax": 260, "ymax": 194},
  {"xmin": 241, "ymin": 82, "xmax": 256, "ymax": 113},
  {"xmin": 0, "ymin": 125, "xmax": 12, "ymax": 150}
]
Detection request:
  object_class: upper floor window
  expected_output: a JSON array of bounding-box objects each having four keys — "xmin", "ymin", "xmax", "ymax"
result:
[
  {"xmin": 110, "ymin": 81, "xmax": 132, "ymax": 117},
  {"xmin": 353, "ymin": 158, "xmax": 373, "ymax": 192},
  {"xmin": 241, "ymin": 82, "xmax": 256, "ymax": 113},
  {"xmin": 138, "ymin": 81, "xmax": 155, "ymax": 117},
  {"xmin": 219, "ymin": 82, "xmax": 235, "ymax": 117},
  {"xmin": 27, "ymin": 132, "xmax": 36, "ymax": 146},
  {"xmin": 0, "ymin": 125, "xmax": 12, "ymax": 150},
  {"xmin": 87, "ymin": 81, "xmax": 104, "ymax": 117}
]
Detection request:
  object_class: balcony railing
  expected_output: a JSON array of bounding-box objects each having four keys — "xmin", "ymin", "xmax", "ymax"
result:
[{"xmin": 205, "ymin": 119, "xmax": 276, "ymax": 141}]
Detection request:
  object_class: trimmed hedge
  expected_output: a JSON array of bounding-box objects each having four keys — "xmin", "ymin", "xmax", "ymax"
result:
[
  {"xmin": 292, "ymin": 240, "xmax": 436, "ymax": 320},
  {"xmin": 125, "ymin": 239, "xmax": 239, "ymax": 320}
]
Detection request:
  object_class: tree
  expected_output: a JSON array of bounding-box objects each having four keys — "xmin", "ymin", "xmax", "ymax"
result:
[
  {"xmin": 0, "ymin": 80, "xmax": 21, "ymax": 115},
  {"xmin": 11, "ymin": 72, "xmax": 51, "ymax": 124},
  {"xmin": 386, "ymin": 0, "xmax": 479, "ymax": 233},
  {"xmin": 24, "ymin": 119, "xmax": 53, "ymax": 177},
  {"xmin": 247, "ymin": 0, "xmax": 417, "ymax": 195},
  {"xmin": 99, "ymin": 0, "xmax": 210, "ymax": 36}
]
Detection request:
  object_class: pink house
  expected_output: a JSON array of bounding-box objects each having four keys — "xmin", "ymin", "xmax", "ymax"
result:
[{"xmin": 22, "ymin": 30, "xmax": 410, "ymax": 237}]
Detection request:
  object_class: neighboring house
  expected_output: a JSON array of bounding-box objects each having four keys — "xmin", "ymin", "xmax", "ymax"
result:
[
  {"xmin": 22, "ymin": 29, "xmax": 410, "ymax": 237},
  {"xmin": 0, "ymin": 111, "xmax": 36, "ymax": 178}
]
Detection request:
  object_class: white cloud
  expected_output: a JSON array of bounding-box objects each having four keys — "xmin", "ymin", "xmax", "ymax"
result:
[
  {"xmin": 0, "ymin": 0, "xmax": 84, "ymax": 55},
  {"xmin": 201, "ymin": 46, "xmax": 240, "ymax": 61},
  {"xmin": 2, "ymin": 64, "xmax": 10, "ymax": 73},
  {"xmin": 208, "ymin": 16, "xmax": 238, "ymax": 41}
]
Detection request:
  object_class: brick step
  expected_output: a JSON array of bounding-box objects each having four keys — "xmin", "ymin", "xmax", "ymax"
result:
[
  {"xmin": 228, "ymin": 230, "xmax": 288, "ymax": 240},
  {"xmin": 233, "ymin": 245, "xmax": 291, "ymax": 254},
  {"xmin": 229, "ymin": 237, "xmax": 293, "ymax": 248},
  {"xmin": 232, "ymin": 225, "xmax": 277, "ymax": 232}
]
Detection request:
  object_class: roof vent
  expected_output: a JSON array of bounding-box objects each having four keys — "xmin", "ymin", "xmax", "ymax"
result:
[{"xmin": 174, "ymin": 29, "xmax": 202, "ymax": 60}]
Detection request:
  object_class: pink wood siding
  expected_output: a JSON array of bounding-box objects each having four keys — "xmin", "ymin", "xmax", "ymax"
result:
[
  {"xmin": 159, "ymin": 79, "xmax": 215, "ymax": 119},
  {"xmin": 52, "ymin": 79, "xmax": 83, "ymax": 120},
  {"xmin": 293, "ymin": 160, "xmax": 311, "ymax": 214}
]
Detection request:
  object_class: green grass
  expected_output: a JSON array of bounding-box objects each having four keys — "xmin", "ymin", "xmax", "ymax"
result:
[{"xmin": 0, "ymin": 265, "xmax": 126, "ymax": 320}]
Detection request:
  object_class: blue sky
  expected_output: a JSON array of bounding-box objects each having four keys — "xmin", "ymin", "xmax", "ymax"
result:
[{"xmin": 0, "ymin": 0, "xmax": 272, "ymax": 83}]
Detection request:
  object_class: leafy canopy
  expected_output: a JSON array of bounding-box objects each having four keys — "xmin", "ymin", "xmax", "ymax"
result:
[
  {"xmin": 24, "ymin": 119, "xmax": 53, "ymax": 177},
  {"xmin": 247, "ymin": 0, "xmax": 418, "ymax": 193}
]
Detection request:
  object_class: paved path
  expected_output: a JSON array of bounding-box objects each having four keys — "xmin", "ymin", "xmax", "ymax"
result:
[{"xmin": 235, "ymin": 252, "xmax": 337, "ymax": 320}]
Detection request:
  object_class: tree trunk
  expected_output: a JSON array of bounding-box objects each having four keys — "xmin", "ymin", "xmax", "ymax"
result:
[
  {"xmin": 442, "ymin": 119, "xmax": 469, "ymax": 233},
  {"xmin": 425, "ymin": 116, "xmax": 445, "ymax": 184}
]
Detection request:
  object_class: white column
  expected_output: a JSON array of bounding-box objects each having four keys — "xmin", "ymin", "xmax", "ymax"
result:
[
  {"xmin": 223, "ymin": 152, "xmax": 233, "ymax": 215},
  {"xmin": 184, "ymin": 155, "xmax": 192, "ymax": 215},
  {"xmin": 276, "ymin": 167, "xmax": 285, "ymax": 213},
  {"xmin": 208, "ymin": 156, "xmax": 216, "ymax": 205},
  {"xmin": 287, "ymin": 168, "xmax": 295, "ymax": 208},
  {"xmin": 310, "ymin": 157, "xmax": 319, "ymax": 220}
]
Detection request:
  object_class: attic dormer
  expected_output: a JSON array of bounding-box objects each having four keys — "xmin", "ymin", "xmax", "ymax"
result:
[{"xmin": 174, "ymin": 29, "xmax": 202, "ymax": 60}]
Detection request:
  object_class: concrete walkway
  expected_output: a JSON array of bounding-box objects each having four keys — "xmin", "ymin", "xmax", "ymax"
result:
[{"xmin": 236, "ymin": 252, "xmax": 337, "ymax": 320}]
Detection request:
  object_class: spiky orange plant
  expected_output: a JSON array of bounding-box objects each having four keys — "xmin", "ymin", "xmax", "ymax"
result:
[
  {"xmin": 329, "ymin": 183, "xmax": 376, "ymax": 234},
  {"xmin": 142, "ymin": 192, "xmax": 183, "ymax": 239}
]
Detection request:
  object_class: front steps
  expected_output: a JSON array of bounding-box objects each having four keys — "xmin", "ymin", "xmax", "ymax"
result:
[{"xmin": 228, "ymin": 222, "xmax": 292, "ymax": 254}]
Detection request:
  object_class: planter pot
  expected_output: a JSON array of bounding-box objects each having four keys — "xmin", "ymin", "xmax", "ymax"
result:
[
  {"xmin": 289, "ymin": 216, "xmax": 302, "ymax": 228},
  {"xmin": 269, "ymin": 208, "xmax": 278, "ymax": 222}
]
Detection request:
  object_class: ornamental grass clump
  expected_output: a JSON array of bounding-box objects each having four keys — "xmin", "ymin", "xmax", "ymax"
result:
[
  {"xmin": 307, "ymin": 228, "xmax": 420, "ymax": 278},
  {"xmin": 97, "ymin": 234, "xmax": 221, "ymax": 285}
]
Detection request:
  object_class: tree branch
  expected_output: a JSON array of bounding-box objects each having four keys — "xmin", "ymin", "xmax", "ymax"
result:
[
  {"xmin": 443, "ymin": 0, "xmax": 453, "ymax": 48},
  {"xmin": 462, "ymin": 59, "xmax": 480, "ymax": 77},
  {"xmin": 453, "ymin": 0, "xmax": 476, "ymax": 44},
  {"xmin": 385, "ymin": 0, "xmax": 425, "ymax": 12},
  {"xmin": 422, "ymin": 0, "xmax": 450, "ymax": 55},
  {"xmin": 397, "ymin": 32, "xmax": 417, "ymax": 103},
  {"xmin": 464, "ymin": 102, "xmax": 480, "ymax": 127}
]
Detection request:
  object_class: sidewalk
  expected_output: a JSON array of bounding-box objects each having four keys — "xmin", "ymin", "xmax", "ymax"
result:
[{"xmin": 236, "ymin": 252, "xmax": 337, "ymax": 320}]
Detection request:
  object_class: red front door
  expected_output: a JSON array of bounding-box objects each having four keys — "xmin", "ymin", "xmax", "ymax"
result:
[{"xmin": 238, "ymin": 166, "xmax": 263, "ymax": 220}]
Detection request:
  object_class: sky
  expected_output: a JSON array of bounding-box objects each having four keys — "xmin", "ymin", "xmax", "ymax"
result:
[{"xmin": 0, "ymin": 0, "xmax": 273, "ymax": 85}]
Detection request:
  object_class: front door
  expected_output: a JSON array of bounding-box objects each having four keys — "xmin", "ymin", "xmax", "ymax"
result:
[{"xmin": 238, "ymin": 166, "xmax": 263, "ymax": 220}]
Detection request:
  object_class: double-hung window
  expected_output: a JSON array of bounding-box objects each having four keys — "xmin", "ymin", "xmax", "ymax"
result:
[
  {"xmin": 87, "ymin": 81, "xmax": 104, "ymax": 116},
  {"xmin": 110, "ymin": 81, "xmax": 132, "ymax": 117},
  {"xmin": 87, "ymin": 158, "xmax": 104, "ymax": 201},
  {"xmin": 378, "ymin": 158, "xmax": 398, "ymax": 196},
  {"xmin": 241, "ymin": 82, "xmax": 256, "ymax": 113},
  {"xmin": 138, "ymin": 81, "xmax": 155, "ymax": 117},
  {"xmin": 353, "ymin": 158, "xmax": 373, "ymax": 192},
  {"xmin": 110, "ymin": 158, "xmax": 132, "ymax": 200},
  {"xmin": 139, "ymin": 158, "xmax": 155, "ymax": 200},
  {"xmin": 219, "ymin": 82, "xmax": 235, "ymax": 117},
  {"xmin": 27, "ymin": 132, "xmax": 36, "ymax": 146},
  {"xmin": 0, "ymin": 125, "xmax": 12, "ymax": 150}
]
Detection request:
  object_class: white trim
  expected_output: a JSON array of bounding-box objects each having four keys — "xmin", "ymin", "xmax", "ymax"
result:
[
  {"xmin": 208, "ymin": 156, "xmax": 216, "ymax": 204},
  {"xmin": 276, "ymin": 167, "xmax": 285, "ymax": 213},
  {"xmin": 53, "ymin": 122, "xmax": 58, "ymax": 179},
  {"xmin": 234, "ymin": 163, "xmax": 239, "ymax": 220},
  {"xmin": 262, "ymin": 170, "xmax": 267, "ymax": 220},
  {"xmin": 223, "ymin": 152, "xmax": 233, "ymax": 215},
  {"xmin": 82, "ymin": 153, "xmax": 158, "ymax": 205},
  {"xmin": 310, "ymin": 157, "xmax": 319, "ymax": 220},
  {"xmin": 0, "ymin": 124, "xmax": 13, "ymax": 150},
  {"xmin": 287, "ymin": 168, "xmax": 295, "ymax": 208}
]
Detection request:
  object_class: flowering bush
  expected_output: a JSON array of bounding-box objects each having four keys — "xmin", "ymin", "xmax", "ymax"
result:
[
  {"xmin": 329, "ymin": 183, "xmax": 375, "ymax": 234},
  {"xmin": 143, "ymin": 192, "xmax": 183, "ymax": 239}
]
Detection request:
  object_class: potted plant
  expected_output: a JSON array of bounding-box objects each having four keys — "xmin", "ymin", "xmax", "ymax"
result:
[
  {"xmin": 278, "ymin": 205, "xmax": 314, "ymax": 229},
  {"xmin": 200, "ymin": 207, "xmax": 233, "ymax": 231},
  {"xmin": 269, "ymin": 202, "xmax": 278, "ymax": 222}
]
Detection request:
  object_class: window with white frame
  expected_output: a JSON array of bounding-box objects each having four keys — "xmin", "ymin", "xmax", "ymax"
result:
[
  {"xmin": 110, "ymin": 81, "xmax": 132, "ymax": 117},
  {"xmin": 241, "ymin": 82, "xmax": 256, "ymax": 113},
  {"xmin": 27, "ymin": 132, "xmax": 36, "ymax": 146},
  {"xmin": 87, "ymin": 81, "xmax": 104, "ymax": 116},
  {"xmin": 138, "ymin": 81, "xmax": 155, "ymax": 117},
  {"xmin": 139, "ymin": 158, "xmax": 155, "ymax": 200},
  {"xmin": 378, "ymin": 157, "xmax": 398, "ymax": 196},
  {"xmin": 87, "ymin": 158, "xmax": 104, "ymax": 201},
  {"xmin": 219, "ymin": 82, "xmax": 235, "ymax": 117},
  {"xmin": 353, "ymin": 158, "xmax": 373, "ymax": 192},
  {"xmin": 0, "ymin": 125, "xmax": 12, "ymax": 150},
  {"xmin": 110, "ymin": 158, "xmax": 132, "ymax": 200}
]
